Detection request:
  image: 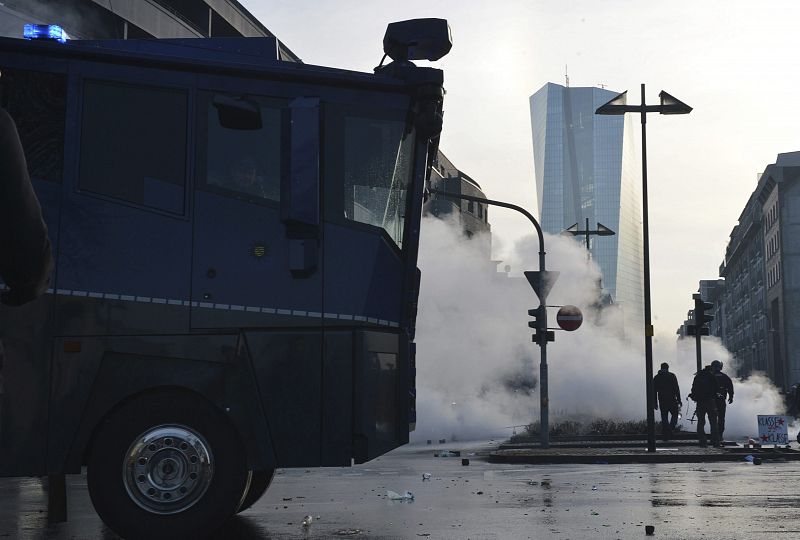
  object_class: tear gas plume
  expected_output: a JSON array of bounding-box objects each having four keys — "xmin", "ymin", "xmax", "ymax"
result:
[{"xmin": 413, "ymin": 216, "xmax": 798, "ymax": 442}]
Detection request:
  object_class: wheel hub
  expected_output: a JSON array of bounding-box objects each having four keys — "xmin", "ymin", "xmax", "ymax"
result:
[{"xmin": 123, "ymin": 425, "xmax": 213, "ymax": 514}]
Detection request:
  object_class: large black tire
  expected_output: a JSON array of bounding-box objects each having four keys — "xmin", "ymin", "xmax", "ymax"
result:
[
  {"xmin": 237, "ymin": 469, "xmax": 275, "ymax": 513},
  {"xmin": 87, "ymin": 391, "xmax": 249, "ymax": 540}
]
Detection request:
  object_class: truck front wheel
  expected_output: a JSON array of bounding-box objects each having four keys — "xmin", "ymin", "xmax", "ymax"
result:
[
  {"xmin": 237, "ymin": 469, "xmax": 275, "ymax": 513},
  {"xmin": 87, "ymin": 392, "xmax": 249, "ymax": 540}
]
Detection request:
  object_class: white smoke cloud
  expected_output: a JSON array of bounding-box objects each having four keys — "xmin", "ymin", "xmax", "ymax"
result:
[
  {"xmin": 413, "ymin": 216, "xmax": 797, "ymax": 442},
  {"xmin": 674, "ymin": 338, "xmax": 800, "ymax": 440}
]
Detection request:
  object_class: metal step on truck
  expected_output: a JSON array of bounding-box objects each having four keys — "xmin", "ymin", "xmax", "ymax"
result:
[{"xmin": 0, "ymin": 19, "xmax": 450, "ymax": 539}]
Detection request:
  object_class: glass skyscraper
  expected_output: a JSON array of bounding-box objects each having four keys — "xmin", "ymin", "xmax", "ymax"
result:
[{"xmin": 530, "ymin": 82, "xmax": 643, "ymax": 328}]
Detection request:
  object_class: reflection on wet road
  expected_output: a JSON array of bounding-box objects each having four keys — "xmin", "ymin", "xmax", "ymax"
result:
[{"xmin": 2, "ymin": 443, "xmax": 800, "ymax": 539}]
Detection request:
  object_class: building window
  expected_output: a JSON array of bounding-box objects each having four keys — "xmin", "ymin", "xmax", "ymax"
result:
[
  {"xmin": 79, "ymin": 81, "xmax": 188, "ymax": 214},
  {"xmin": 467, "ymin": 200, "xmax": 475, "ymax": 214}
]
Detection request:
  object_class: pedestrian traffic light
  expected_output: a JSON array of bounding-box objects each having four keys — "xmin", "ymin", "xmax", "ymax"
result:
[{"xmin": 531, "ymin": 330, "xmax": 555, "ymax": 344}]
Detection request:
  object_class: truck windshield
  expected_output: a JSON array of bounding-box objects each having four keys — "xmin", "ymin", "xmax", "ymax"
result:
[{"xmin": 327, "ymin": 105, "xmax": 416, "ymax": 249}]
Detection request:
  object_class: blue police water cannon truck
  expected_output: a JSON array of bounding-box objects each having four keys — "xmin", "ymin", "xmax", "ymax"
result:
[{"xmin": 0, "ymin": 19, "xmax": 451, "ymax": 539}]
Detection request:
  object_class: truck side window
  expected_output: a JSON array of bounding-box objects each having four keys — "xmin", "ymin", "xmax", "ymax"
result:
[
  {"xmin": 0, "ymin": 68, "xmax": 67, "ymax": 184},
  {"xmin": 205, "ymin": 96, "xmax": 282, "ymax": 202},
  {"xmin": 79, "ymin": 81, "xmax": 188, "ymax": 214},
  {"xmin": 325, "ymin": 105, "xmax": 415, "ymax": 249}
]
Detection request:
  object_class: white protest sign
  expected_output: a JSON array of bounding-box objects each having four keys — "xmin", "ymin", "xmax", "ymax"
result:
[{"xmin": 757, "ymin": 415, "xmax": 790, "ymax": 445}]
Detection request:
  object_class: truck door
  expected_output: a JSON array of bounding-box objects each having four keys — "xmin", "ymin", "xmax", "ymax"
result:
[
  {"xmin": 190, "ymin": 91, "xmax": 323, "ymax": 330},
  {"xmin": 191, "ymin": 90, "xmax": 325, "ymax": 467}
]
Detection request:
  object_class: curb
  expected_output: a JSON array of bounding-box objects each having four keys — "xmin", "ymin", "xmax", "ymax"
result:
[{"xmin": 488, "ymin": 448, "xmax": 800, "ymax": 465}]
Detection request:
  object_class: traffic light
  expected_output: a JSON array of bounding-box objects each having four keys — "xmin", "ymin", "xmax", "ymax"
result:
[
  {"xmin": 528, "ymin": 306, "xmax": 554, "ymax": 345},
  {"xmin": 528, "ymin": 305, "xmax": 545, "ymax": 330},
  {"xmin": 691, "ymin": 294, "xmax": 714, "ymax": 335}
]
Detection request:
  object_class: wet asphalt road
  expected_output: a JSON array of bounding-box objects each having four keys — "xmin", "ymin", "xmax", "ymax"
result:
[{"xmin": 2, "ymin": 442, "xmax": 800, "ymax": 539}]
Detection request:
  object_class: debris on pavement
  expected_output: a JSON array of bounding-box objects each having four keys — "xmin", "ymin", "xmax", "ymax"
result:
[
  {"xmin": 302, "ymin": 515, "xmax": 313, "ymax": 527},
  {"xmin": 461, "ymin": 458, "xmax": 470, "ymax": 466},
  {"xmin": 645, "ymin": 524, "xmax": 655, "ymax": 535},
  {"xmin": 333, "ymin": 529, "xmax": 362, "ymax": 536},
  {"xmin": 422, "ymin": 473, "xmax": 432, "ymax": 481},
  {"xmin": 387, "ymin": 490, "xmax": 415, "ymax": 501},
  {"xmin": 746, "ymin": 438, "xmax": 761, "ymax": 448}
]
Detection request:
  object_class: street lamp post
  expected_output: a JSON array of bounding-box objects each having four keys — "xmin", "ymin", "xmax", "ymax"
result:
[{"xmin": 595, "ymin": 83, "xmax": 692, "ymax": 453}]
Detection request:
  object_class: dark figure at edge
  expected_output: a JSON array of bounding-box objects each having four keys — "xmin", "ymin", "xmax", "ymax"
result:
[
  {"xmin": 0, "ymin": 106, "xmax": 55, "ymax": 397},
  {"xmin": 0, "ymin": 106, "xmax": 53, "ymax": 305},
  {"xmin": 653, "ymin": 362, "xmax": 682, "ymax": 438},
  {"xmin": 690, "ymin": 365, "xmax": 721, "ymax": 447},
  {"xmin": 711, "ymin": 360, "xmax": 734, "ymax": 444}
]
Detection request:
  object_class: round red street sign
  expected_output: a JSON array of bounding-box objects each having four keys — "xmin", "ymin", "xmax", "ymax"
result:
[{"xmin": 556, "ymin": 305, "xmax": 583, "ymax": 331}]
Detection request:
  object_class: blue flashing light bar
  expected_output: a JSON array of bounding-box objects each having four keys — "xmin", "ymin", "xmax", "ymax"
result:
[{"xmin": 23, "ymin": 24, "xmax": 68, "ymax": 44}]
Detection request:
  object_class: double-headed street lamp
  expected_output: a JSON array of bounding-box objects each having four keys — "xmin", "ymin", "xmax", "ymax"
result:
[
  {"xmin": 595, "ymin": 84, "xmax": 692, "ymax": 453},
  {"xmin": 564, "ymin": 218, "xmax": 616, "ymax": 260}
]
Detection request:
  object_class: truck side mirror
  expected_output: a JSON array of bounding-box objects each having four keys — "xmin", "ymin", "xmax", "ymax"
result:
[{"xmin": 212, "ymin": 95, "xmax": 262, "ymax": 130}]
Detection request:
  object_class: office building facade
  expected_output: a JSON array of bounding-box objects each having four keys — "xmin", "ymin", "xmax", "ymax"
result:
[
  {"xmin": 530, "ymin": 82, "xmax": 643, "ymax": 327},
  {"xmin": 753, "ymin": 152, "xmax": 800, "ymax": 389},
  {"xmin": 718, "ymin": 191, "xmax": 768, "ymax": 379},
  {"xmin": 685, "ymin": 152, "xmax": 800, "ymax": 389}
]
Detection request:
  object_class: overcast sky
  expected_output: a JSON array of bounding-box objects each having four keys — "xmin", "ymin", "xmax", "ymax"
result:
[{"xmin": 243, "ymin": 0, "xmax": 800, "ymax": 334}]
